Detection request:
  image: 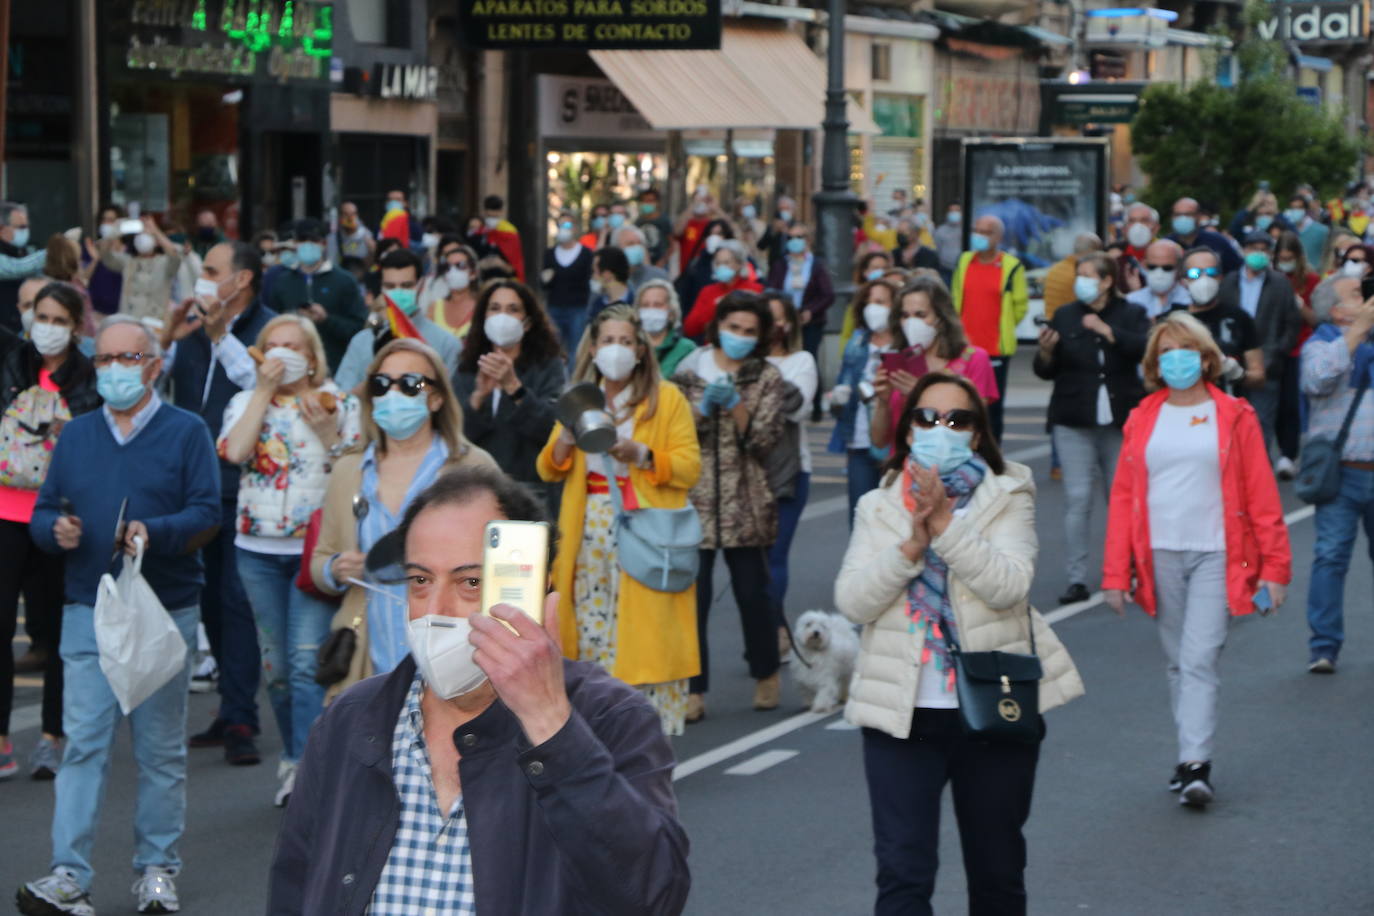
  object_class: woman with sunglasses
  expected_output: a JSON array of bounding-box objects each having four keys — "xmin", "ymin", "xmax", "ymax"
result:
[
  {"xmin": 217, "ymin": 314, "xmax": 362, "ymax": 805},
  {"xmin": 836, "ymin": 371, "xmax": 1083, "ymax": 915},
  {"xmin": 829, "ymin": 277, "xmax": 899, "ymax": 525},
  {"xmin": 1032, "ymin": 252, "xmax": 1150, "ymax": 606},
  {"xmin": 672, "ymin": 292, "xmax": 786, "ymax": 721},
  {"xmin": 423, "ymin": 238, "xmax": 481, "ymax": 342},
  {"xmin": 537, "ymin": 304, "xmax": 701, "ymax": 736},
  {"xmin": 1322, "ymin": 229, "xmax": 1361, "ymax": 277},
  {"xmin": 309, "ymin": 340, "xmax": 495, "ymax": 699},
  {"xmin": 1104, "ymin": 312, "xmax": 1290, "ymax": 808},
  {"xmin": 452, "ymin": 280, "xmax": 565, "ymax": 497},
  {"xmin": 0, "ymin": 282, "xmax": 99, "ymax": 781},
  {"xmin": 870, "ymin": 276, "xmax": 999, "ymax": 451}
]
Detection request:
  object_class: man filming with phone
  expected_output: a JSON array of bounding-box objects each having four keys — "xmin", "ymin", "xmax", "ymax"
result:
[{"xmin": 269, "ymin": 466, "xmax": 690, "ymax": 915}]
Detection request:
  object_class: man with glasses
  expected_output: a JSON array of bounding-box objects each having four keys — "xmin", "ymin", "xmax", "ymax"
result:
[
  {"xmin": 335, "ymin": 248, "xmax": 461, "ymax": 392},
  {"xmin": 18, "ymin": 315, "xmax": 220, "ymax": 916},
  {"xmin": 159, "ymin": 241, "xmax": 274, "ymax": 768},
  {"xmin": 1172, "ymin": 248, "xmax": 1263, "ymax": 397},
  {"xmin": 1167, "ymin": 197, "xmax": 1243, "ymax": 274},
  {"xmin": 1126, "ymin": 238, "xmax": 1191, "ymax": 320}
]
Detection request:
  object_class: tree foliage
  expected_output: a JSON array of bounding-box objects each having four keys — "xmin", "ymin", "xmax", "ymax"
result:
[{"xmin": 1129, "ymin": 20, "xmax": 1361, "ymax": 223}]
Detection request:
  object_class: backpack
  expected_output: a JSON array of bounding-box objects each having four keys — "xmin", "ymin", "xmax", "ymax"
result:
[{"xmin": 0, "ymin": 385, "xmax": 71, "ymax": 490}]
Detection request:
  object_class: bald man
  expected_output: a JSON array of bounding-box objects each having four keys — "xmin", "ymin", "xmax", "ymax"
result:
[
  {"xmin": 952, "ymin": 213, "xmax": 1029, "ymax": 442},
  {"xmin": 1167, "ymin": 197, "xmax": 1242, "ymax": 273},
  {"xmin": 1126, "ymin": 238, "xmax": 1191, "ymax": 320}
]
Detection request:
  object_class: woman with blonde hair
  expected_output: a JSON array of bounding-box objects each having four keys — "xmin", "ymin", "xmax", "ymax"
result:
[
  {"xmin": 218, "ymin": 313, "xmax": 361, "ymax": 804},
  {"xmin": 538, "ymin": 304, "xmax": 702, "ymax": 734},
  {"xmin": 635, "ymin": 279, "xmax": 696, "ymax": 378},
  {"xmin": 1104, "ymin": 311, "xmax": 1290, "ymax": 808},
  {"xmin": 310, "ymin": 339, "xmax": 495, "ymax": 698}
]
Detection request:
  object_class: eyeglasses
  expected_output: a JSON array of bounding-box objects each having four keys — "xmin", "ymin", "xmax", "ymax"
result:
[
  {"xmin": 368, "ymin": 372, "xmax": 438, "ymax": 398},
  {"xmin": 911, "ymin": 407, "xmax": 977, "ymax": 432},
  {"xmin": 1183, "ymin": 267, "xmax": 1221, "ymax": 280},
  {"xmin": 93, "ymin": 352, "xmax": 150, "ymax": 367}
]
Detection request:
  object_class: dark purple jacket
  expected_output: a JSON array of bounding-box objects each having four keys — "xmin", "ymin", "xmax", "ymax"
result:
[
  {"xmin": 766, "ymin": 254, "xmax": 836, "ymax": 323},
  {"xmin": 268, "ymin": 657, "xmax": 690, "ymax": 915}
]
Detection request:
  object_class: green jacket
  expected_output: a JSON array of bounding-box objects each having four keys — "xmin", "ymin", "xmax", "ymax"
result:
[
  {"xmin": 268, "ymin": 265, "xmax": 367, "ymax": 372},
  {"xmin": 655, "ymin": 332, "xmax": 697, "ymax": 378},
  {"xmin": 950, "ymin": 250, "xmax": 1029, "ymax": 357}
]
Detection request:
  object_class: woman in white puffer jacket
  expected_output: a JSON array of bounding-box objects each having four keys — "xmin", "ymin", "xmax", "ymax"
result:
[{"xmin": 835, "ymin": 371, "xmax": 1083, "ymax": 916}]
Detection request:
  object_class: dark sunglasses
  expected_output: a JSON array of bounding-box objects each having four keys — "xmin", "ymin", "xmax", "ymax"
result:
[
  {"xmin": 1183, "ymin": 266, "xmax": 1221, "ymax": 280},
  {"xmin": 1143, "ymin": 264, "xmax": 1176, "ymax": 273},
  {"xmin": 911, "ymin": 407, "xmax": 977, "ymax": 432},
  {"xmin": 93, "ymin": 351, "xmax": 150, "ymax": 367},
  {"xmin": 368, "ymin": 372, "xmax": 438, "ymax": 398}
]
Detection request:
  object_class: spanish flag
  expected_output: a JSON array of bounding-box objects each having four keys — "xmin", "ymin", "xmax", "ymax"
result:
[{"xmin": 383, "ymin": 293, "xmax": 423, "ymax": 340}]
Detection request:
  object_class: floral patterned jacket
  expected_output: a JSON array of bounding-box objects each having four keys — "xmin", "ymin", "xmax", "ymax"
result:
[{"xmin": 216, "ymin": 381, "xmax": 362, "ymax": 540}]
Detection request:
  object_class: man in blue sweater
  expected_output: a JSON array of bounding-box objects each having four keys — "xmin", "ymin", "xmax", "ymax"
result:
[{"xmin": 18, "ymin": 315, "xmax": 220, "ymax": 916}]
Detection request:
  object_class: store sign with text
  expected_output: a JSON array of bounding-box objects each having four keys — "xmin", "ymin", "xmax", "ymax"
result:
[
  {"xmin": 120, "ymin": 0, "xmax": 333, "ymax": 80},
  {"xmin": 538, "ymin": 76, "xmax": 658, "ymax": 141},
  {"xmin": 373, "ymin": 64, "xmax": 439, "ymax": 101},
  {"xmin": 459, "ymin": 0, "xmax": 722, "ymax": 49},
  {"xmin": 1256, "ymin": 1, "xmax": 1368, "ymax": 42}
]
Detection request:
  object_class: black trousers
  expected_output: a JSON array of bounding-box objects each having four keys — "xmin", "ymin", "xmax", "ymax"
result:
[
  {"xmin": 862, "ymin": 709, "xmax": 1040, "ymax": 916},
  {"xmin": 689, "ymin": 547, "xmax": 780, "ymax": 694},
  {"xmin": 0, "ymin": 518, "xmax": 65, "ymax": 736},
  {"xmin": 1276, "ymin": 353, "xmax": 1301, "ymax": 462},
  {"xmin": 988, "ymin": 355, "xmax": 1010, "ymax": 445}
]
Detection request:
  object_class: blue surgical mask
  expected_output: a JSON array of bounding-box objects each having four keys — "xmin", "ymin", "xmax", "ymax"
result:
[
  {"xmin": 969, "ymin": 233, "xmax": 990, "ymax": 253},
  {"xmin": 1255, "ymin": 215, "xmax": 1273, "ymax": 231},
  {"xmin": 609, "ymin": 213, "xmax": 626, "ymax": 229},
  {"xmin": 718, "ymin": 329, "xmax": 756, "ymax": 360},
  {"xmin": 386, "ymin": 200, "xmax": 404, "ymax": 212},
  {"xmin": 97, "ymin": 363, "xmax": 147, "ymax": 410},
  {"xmin": 713, "ymin": 265, "xmax": 737, "ymax": 284},
  {"xmin": 910, "ymin": 425, "xmax": 975, "ymax": 474},
  {"xmin": 279, "ymin": 249, "xmax": 299, "ymax": 270},
  {"xmin": 786, "ymin": 237, "xmax": 807, "ymax": 255},
  {"xmin": 11, "ymin": 227, "xmax": 29, "ymax": 249},
  {"xmin": 1172, "ymin": 215, "xmax": 1197, "ymax": 236},
  {"xmin": 591, "ymin": 216, "xmax": 607, "ymax": 230},
  {"xmin": 1159, "ymin": 348, "xmax": 1203, "ymax": 390},
  {"xmin": 296, "ymin": 242, "xmax": 323, "ymax": 267},
  {"xmin": 624, "ymin": 244, "xmax": 646, "ymax": 267},
  {"xmin": 387, "ymin": 288, "xmax": 419, "ymax": 315},
  {"xmin": 1284, "ymin": 208, "xmax": 1306, "ymax": 225},
  {"xmin": 1074, "ymin": 275, "xmax": 1103, "ymax": 304},
  {"xmin": 947, "ymin": 211, "xmax": 962, "ymax": 225},
  {"xmin": 866, "ymin": 268, "xmax": 885, "ymax": 281},
  {"xmin": 371, "ymin": 390, "xmax": 431, "ymax": 441}
]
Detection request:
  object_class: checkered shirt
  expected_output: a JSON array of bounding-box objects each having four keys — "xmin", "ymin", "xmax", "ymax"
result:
[{"xmin": 366, "ymin": 672, "xmax": 476, "ymax": 915}]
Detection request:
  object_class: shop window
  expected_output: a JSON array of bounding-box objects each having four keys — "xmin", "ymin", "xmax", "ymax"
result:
[
  {"xmin": 871, "ymin": 44, "xmax": 892, "ymax": 82},
  {"xmin": 348, "ymin": 0, "xmax": 409, "ymax": 47}
]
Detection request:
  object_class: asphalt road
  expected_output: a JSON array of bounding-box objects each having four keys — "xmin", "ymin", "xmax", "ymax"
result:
[{"xmin": 4, "ymin": 350, "xmax": 1372, "ymax": 914}]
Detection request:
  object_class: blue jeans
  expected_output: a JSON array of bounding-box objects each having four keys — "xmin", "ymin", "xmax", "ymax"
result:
[
  {"xmin": 236, "ymin": 549, "xmax": 334, "ymax": 762},
  {"xmin": 847, "ymin": 449, "xmax": 884, "ymax": 529},
  {"xmin": 767, "ymin": 472, "xmax": 811, "ymax": 622},
  {"xmin": 202, "ymin": 498, "xmax": 260, "ymax": 730},
  {"xmin": 1307, "ymin": 466, "xmax": 1374, "ymax": 661},
  {"xmin": 550, "ymin": 306, "xmax": 588, "ymax": 356},
  {"xmin": 52, "ymin": 602, "xmax": 198, "ymax": 890}
]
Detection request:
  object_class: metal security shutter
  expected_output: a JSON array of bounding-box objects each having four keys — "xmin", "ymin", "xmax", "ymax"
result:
[{"xmin": 869, "ymin": 142, "xmax": 918, "ymax": 203}]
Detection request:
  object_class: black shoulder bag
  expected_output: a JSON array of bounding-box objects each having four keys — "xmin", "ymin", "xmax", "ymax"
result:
[
  {"xmin": 942, "ymin": 605, "xmax": 1044, "ymax": 744},
  {"xmin": 1295, "ymin": 371, "xmax": 1370, "ymax": 505}
]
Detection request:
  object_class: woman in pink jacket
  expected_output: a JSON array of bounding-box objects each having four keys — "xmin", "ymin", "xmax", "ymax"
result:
[{"xmin": 1103, "ymin": 311, "xmax": 1291, "ymax": 809}]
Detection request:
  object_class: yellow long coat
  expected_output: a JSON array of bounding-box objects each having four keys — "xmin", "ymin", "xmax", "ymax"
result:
[{"xmin": 536, "ymin": 381, "xmax": 702, "ymax": 686}]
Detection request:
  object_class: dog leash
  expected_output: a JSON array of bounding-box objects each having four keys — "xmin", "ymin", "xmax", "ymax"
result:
[{"xmin": 780, "ymin": 613, "xmax": 813, "ymax": 669}]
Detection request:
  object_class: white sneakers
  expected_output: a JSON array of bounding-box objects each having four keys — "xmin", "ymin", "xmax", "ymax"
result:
[
  {"xmin": 17, "ymin": 868, "xmax": 95, "ymax": 915},
  {"xmin": 274, "ymin": 760, "xmax": 297, "ymax": 808},
  {"xmin": 131, "ymin": 866, "xmax": 180, "ymax": 914}
]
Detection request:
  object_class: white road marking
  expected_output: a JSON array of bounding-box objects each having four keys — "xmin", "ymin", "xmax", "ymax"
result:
[
  {"xmin": 825, "ymin": 718, "xmax": 859, "ymax": 731},
  {"xmin": 673, "ymin": 711, "xmax": 830, "ymax": 781},
  {"xmin": 724, "ymin": 749, "xmax": 799, "ymax": 775}
]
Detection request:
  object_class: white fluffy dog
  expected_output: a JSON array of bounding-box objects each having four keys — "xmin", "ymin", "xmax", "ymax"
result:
[{"xmin": 788, "ymin": 610, "xmax": 860, "ymax": 714}]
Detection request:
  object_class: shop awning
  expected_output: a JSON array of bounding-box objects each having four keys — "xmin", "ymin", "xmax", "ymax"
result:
[{"xmin": 590, "ymin": 23, "xmax": 880, "ymax": 134}]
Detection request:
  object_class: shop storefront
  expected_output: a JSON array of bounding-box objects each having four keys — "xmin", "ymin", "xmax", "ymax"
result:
[{"xmin": 102, "ymin": 1, "xmax": 334, "ymax": 237}]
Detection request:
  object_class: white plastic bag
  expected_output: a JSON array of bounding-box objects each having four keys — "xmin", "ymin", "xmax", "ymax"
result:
[{"xmin": 94, "ymin": 539, "xmax": 188, "ymax": 715}]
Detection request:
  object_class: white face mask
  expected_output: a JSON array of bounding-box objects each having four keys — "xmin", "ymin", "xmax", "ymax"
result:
[
  {"xmin": 20, "ymin": 309, "xmax": 34, "ymax": 333},
  {"xmin": 863, "ymin": 303, "xmax": 891, "ymax": 333},
  {"xmin": 484, "ymin": 312, "xmax": 525, "ymax": 348},
  {"xmin": 638, "ymin": 308, "xmax": 670, "ymax": 334},
  {"xmin": 594, "ymin": 343, "xmax": 638, "ymax": 381},
  {"xmin": 446, "ymin": 267, "xmax": 470, "ymax": 290},
  {"xmin": 133, "ymin": 233, "xmax": 156, "ymax": 255},
  {"xmin": 98, "ymin": 223, "xmax": 117, "ymax": 240},
  {"xmin": 1126, "ymin": 222, "xmax": 1153, "ymax": 249},
  {"xmin": 1187, "ymin": 275, "xmax": 1219, "ymax": 306},
  {"xmin": 485, "ymin": 216, "xmax": 500, "ymax": 230},
  {"xmin": 1341, "ymin": 260, "xmax": 1367, "ymax": 278},
  {"xmin": 194, "ymin": 276, "xmax": 226, "ymax": 305},
  {"xmin": 555, "ymin": 227, "xmax": 574, "ymax": 244},
  {"xmin": 1145, "ymin": 266, "xmax": 1177, "ymax": 294},
  {"xmin": 30, "ymin": 322, "xmax": 72, "ymax": 356},
  {"xmin": 421, "ymin": 232, "xmax": 440, "ymax": 249},
  {"xmin": 902, "ymin": 317, "xmax": 936, "ymax": 350},
  {"xmin": 265, "ymin": 346, "xmax": 310, "ymax": 385},
  {"xmin": 705, "ymin": 235, "xmax": 725, "ymax": 255},
  {"xmin": 406, "ymin": 615, "xmax": 488, "ymax": 700},
  {"xmin": 589, "ymin": 278, "xmax": 604, "ymax": 296}
]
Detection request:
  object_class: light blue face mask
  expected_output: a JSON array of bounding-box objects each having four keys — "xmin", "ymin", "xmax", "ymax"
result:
[
  {"xmin": 624, "ymin": 244, "xmax": 646, "ymax": 267},
  {"xmin": 1255, "ymin": 215, "xmax": 1273, "ymax": 231},
  {"xmin": 910, "ymin": 425, "xmax": 975, "ymax": 474},
  {"xmin": 386, "ymin": 200, "xmax": 404, "ymax": 212},
  {"xmin": 97, "ymin": 363, "xmax": 147, "ymax": 410},
  {"xmin": 372, "ymin": 390, "xmax": 431, "ymax": 441},
  {"xmin": 387, "ymin": 287, "xmax": 419, "ymax": 315},
  {"xmin": 1172, "ymin": 215, "xmax": 1197, "ymax": 236},
  {"xmin": 866, "ymin": 268, "xmax": 885, "ymax": 281},
  {"xmin": 718, "ymin": 329, "xmax": 756, "ymax": 360},
  {"xmin": 1159, "ymin": 348, "xmax": 1203, "ymax": 390},
  {"xmin": 279, "ymin": 249, "xmax": 299, "ymax": 270},
  {"xmin": 296, "ymin": 242, "xmax": 323, "ymax": 267},
  {"xmin": 969, "ymin": 233, "xmax": 990, "ymax": 253},
  {"xmin": 1284, "ymin": 208, "xmax": 1306, "ymax": 225},
  {"xmin": 609, "ymin": 213, "xmax": 626, "ymax": 229},
  {"xmin": 11, "ymin": 227, "xmax": 30, "ymax": 249},
  {"xmin": 713, "ymin": 265, "xmax": 737, "ymax": 285},
  {"xmin": 786, "ymin": 237, "xmax": 807, "ymax": 255}
]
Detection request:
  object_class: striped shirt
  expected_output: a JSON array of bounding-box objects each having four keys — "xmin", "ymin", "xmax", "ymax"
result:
[
  {"xmin": 1301, "ymin": 333, "xmax": 1374, "ymax": 461},
  {"xmin": 367, "ymin": 672, "xmax": 476, "ymax": 915},
  {"xmin": 358, "ymin": 437, "xmax": 451, "ymax": 672}
]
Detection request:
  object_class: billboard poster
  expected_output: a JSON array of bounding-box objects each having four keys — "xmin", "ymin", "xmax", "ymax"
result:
[{"xmin": 962, "ymin": 139, "xmax": 1107, "ymax": 270}]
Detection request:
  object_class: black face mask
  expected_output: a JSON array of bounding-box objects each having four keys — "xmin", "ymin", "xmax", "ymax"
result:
[
  {"xmin": 897, "ymin": 233, "xmax": 912, "ymax": 248},
  {"xmin": 198, "ymin": 226, "xmax": 217, "ymax": 240}
]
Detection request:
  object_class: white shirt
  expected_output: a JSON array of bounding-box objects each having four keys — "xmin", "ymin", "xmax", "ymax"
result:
[
  {"xmin": 768, "ymin": 350, "xmax": 818, "ymax": 474},
  {"xmin": 850, "ymin": 344, "xmax": 882, "ymax": 450},
  {"xmin": 1146, "ymin": 400, "xmax": 1226, "ymax": 551},
  {"xmin": 553, "ymin": 242, "xmax": 583, "ymax": 268},
  {"xmin": 1125, "ymin": 284, "xmax": 1191, "ymax": 320}
]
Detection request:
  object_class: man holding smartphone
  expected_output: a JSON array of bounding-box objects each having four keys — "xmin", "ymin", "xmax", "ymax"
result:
[{"xmin": 270, "ymin": 466, "xmax": 690, "ymax": 915}]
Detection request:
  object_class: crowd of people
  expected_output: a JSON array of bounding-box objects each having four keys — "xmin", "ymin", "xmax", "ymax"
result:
[{"xmin": 0, "ymin": 173, "xmax": 1366, "ymax": 915}]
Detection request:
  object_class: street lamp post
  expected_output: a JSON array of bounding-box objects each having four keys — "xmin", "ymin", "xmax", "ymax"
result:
[{"xmin": 814, "ymin": 0, "xmax": 859, "ymax": 320}]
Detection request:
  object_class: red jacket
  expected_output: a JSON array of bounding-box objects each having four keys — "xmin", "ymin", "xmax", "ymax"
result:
[
  {"xmin": 1102, "ymin": 385, "xmax": 1291, "ymax": 616},
  {"xmin": 682, "ymin": 275, "xmax": 763, "ymax": 340}
]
